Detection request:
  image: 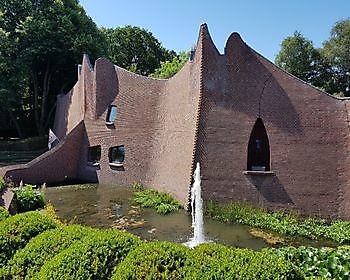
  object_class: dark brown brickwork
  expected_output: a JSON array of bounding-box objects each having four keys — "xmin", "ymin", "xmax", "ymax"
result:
[{"xmin": 2, "ymin": 24, "xmax": 350, "ymax": 218}]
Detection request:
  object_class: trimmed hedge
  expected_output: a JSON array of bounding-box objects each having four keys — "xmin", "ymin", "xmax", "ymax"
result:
[
  {"xmin": 36, "ymin": 229, "xmax": 141, "ymax": 280},
  {"xmin": 4, "ymin": 225, "xmax": 97, "ymax": 280},
  {"xmin": 206, "ymin": 201, "xmax": 350, "ymax": 244},
  {"xmin": 0, "ymin": 207, "xmax": 9, "ymax": 221},
  {"xmin": 185, "ymin": 243, "xmax": 305, "ymax": 280},
  {"xmin": 112, "ymin": 242, "xmax": 304, "ymax": 280},
  {"xmin": 111, "ymin": 241, "xmax": 190, "ymax": 280},
  {"xmin": 0, "ymin": 211, "xmax": 58, "ymax": 266}
]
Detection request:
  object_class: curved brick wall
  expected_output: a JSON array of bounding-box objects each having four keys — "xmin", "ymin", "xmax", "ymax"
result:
[{"xmin": 2, "ymin": 24, "xmax": 350, "ymax": 218}]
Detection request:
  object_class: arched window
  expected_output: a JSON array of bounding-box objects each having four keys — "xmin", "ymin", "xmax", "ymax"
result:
[
  {"xmin": 106, "ymin": 105, "xmax": 118, "ymax": 125},
  {"xmin": 247, "ymin": 118, "xmax": 270, "ymax": 171}
]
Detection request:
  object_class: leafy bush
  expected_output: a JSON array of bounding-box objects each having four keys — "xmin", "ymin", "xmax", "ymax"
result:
[
  {"xmin": 271, "ymin": 246, "xmax": 350, "ymax": 279},
  {"xmin": 0, "ymin": 207, "xmax": 9, "ymax": 221},
  {"xmin": 0, "ymin": 177, "xmax": 5, "ymax": 192},
  {"xmin": 184, "ymin": 243, "xmax": 304, "ymax": 280},
  {"xmin": 133, "ymin": 188, "xmax": 181, "ymax": 214},
  {"xmin": 36, "ymin": 229, "xmax": 141, "ymax": 280},
  {"xmin": 206, "ymin": 201, "xmax": 350, "ymax": 244},
  {"xmin": 111, "ymin": 241, "xmax": 190, "ymax": 280},
  {"xmin": 0, "ymin": 211, "xmax": 58, "ymax": 266},
  {"xmin": 13, "ymin": 184, "xmax": 45, "ymax": 212},
  {"xmin": 4, "ymin": 225, "xmax": 97, "ymax": 280}
]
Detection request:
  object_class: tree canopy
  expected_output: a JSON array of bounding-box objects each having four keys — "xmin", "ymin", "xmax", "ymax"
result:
[
  {"xmin": 0, "ymin": 0, "xmax": 106, "ymax": 136},
  {"xmin": 322, "ymin": 19, "xmax": 350, "ymax": 96},
  {"xmin": 101, "ymin": 26, "xmax": 175, "ymax": 76},
  {"xmin": 275, "ymin": 19, "xmax": 350, "ymax": 96},
  {"xmin": 150, "ymin": 51, "xmax": 190, "ymax": 79}
]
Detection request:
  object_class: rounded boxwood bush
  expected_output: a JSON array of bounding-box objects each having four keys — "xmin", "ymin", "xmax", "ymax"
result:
[
  {"xmin": 111, "ymin": 241, "xmax": 190, "ymax": 280},
  {"xmin": 184, "ymin": 243, "xmax": 305, "ymax": 280},
  {"xmin": 36, "ymin": 229, "xmax": 141, "ymax": 280},
  {"xmin": 0, "ymin": 211, "xmax": 58, "ymax": 266},
  {"xmin": 0, "ymin": 207, "xmax": 9, "ymax": 221},
  {"xmin": 4, "ymin": 224, "xmax": 97, "ymax": 280}
]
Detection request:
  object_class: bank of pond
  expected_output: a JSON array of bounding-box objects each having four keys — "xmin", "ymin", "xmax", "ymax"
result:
[{"xmin": 2, "ymin": 182, "xmax": 350, "ymax": 279}]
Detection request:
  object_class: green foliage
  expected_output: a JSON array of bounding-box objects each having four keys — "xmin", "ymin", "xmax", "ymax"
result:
[
  {"xmin": 112, "ymin": 241, "xmax": 304, "ymax": 280},
  {"xmin": 36, "ymin": 229, "xmax": 141, "ymax": 280},
  {"xmin": 111, "ymin": 241, "xmax": 190, "ymax": 280},
  {"xmin": 150, "ymin": 51, "xmax": 190, "ymax": 79},
  {"xmin": 0, "ymin": 0, "xmax": 106, "ymax": 136},
  {"xmin": 0, "ymin": 207, "xmax": 9, "ymax": 221},
  {"xmin": 0, "ymin": 211, "xmax": 58, "ymax": 266},
  {"xmin": 322, "ymin": 19, "xmax": 350, "ymax": 96},
  {"xmin": 275, "ymin": 31, "xmax": 328, "ymax": 90},
  {"xmin": 205, "ymin": 201, "xmax": 350, "ymax": 244},
  {"xmin": 271, "ymin": 246, "xmax": 350, "ymax": 279},
  {"xmin": 131, "ymin": 182, "xmax": 144, "ymax": 191},
  {"xmin": 101, "ymin": 25, "xmax": 175, "ymax": 76},
  {"xmin": 4, "ymin": 225, "xmax": 97, "ymax": 280},
  {"xmin": 0, "ymin": 176, "xmax": 5, "ymax": 192},
  {"xmin": 133, "ymin": 188, "xmax": 182, "ymax": 214},
  {"xmin": 13, "ymin": 184, "xmax": 45, "ymax": 212},
  {"xmin": 185, "ymin": 243, "xmax": 304, "ymax": 279}
]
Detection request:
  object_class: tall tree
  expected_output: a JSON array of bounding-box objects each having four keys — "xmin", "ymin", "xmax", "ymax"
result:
[
  {"xmin": 0, "ymin": 0, "xmax": 106, "ymax": 136},
  {"xmin": 275, "ymin": 31, "xmax": 324, "ymax": 85},
  {"xmin": 102, "ymin": 26, "xmax": 175, "ymax": 76},
  {"xmin": 150, "ymin": 51, "xmax": 190, "ymax": 79},
  {"xmin": 322, "ymin": 19, "xmax": 350, "ymax": 96}
]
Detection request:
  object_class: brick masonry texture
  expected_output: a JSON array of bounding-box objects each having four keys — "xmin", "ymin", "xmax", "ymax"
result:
[{"xmin": 2, "ymin": 24, "xmax": 350, "ymax": 218}]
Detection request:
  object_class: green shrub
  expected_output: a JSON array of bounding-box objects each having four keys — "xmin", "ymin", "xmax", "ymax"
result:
[
  {"xmin": 4, "ymin": 225, "xmax": 97, "ymax": 280},
  {"xmin": 36, "ymin": 229, "xmax": 141, "ymax": 280},
  {"xmin": 185, "ymin": 243, "xmax": 304, "ymax": 280},
  {"xmin": 133, "ymin": 188, "xmax": 181, "ymax": 214},
  {"xmin": 0, "ymin": 177, "xmax": 5, "ymax": 192},
  {"xmin": 0, "ymin": 211, "xmax": 58, "ymax": 266},
  {"xmin": 13, "ymin": 184, "xmax": 45, "ymax": 212},
  {"xmin": 271, "ymin": 246, "xmax": 350, "ymax": 279},
  {"xmin": 205, "ymin": 201, "xmax": 350, "ymax": 244},
  {"xmin": 111, "ymin": 241, "xmax": 190, "ymax": 280},
  {"xmin": 0, "ymin": 207, "xmax": 9, "ymax": 221}
]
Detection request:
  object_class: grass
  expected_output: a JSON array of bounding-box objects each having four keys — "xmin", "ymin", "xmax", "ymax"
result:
[
  {"xmin": 132, "ymin": 185, "xmax": 182, "ymax": 215},
  {"xmin": 206, "ymin": 201, "xmax": 350, "ymax": 244}
]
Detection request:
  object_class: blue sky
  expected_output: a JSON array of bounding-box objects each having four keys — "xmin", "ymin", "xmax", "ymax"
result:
[{"xmin": 79, "ymin": 0, "xmax": 349, "ymax": 62}]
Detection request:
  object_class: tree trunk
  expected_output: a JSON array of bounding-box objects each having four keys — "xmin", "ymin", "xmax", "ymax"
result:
[
  {"xmin": 32, "ymin": 69, "xmax": 40, "ymax": 134},
  {"xmin": 8, "ymin": 110, "xmax": 25, "ymax": 139},
  {"xmin": 39, "ymin": 62, "xmax": 52, "ymax": 135}
]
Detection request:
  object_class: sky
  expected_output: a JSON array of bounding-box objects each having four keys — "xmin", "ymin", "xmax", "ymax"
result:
[{"xmin": 79, "ymin": 0, "xmax": 350, "ymax": 62}]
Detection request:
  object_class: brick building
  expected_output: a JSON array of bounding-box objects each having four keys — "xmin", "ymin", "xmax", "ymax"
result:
[{"xmin": 2, "ymin": 24, "xmax": 350, "ymax": 218}]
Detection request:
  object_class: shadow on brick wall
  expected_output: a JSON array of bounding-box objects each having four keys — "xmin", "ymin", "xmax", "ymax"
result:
[{"xmin": 246, "ymin": 175, "xmax": 293, "ymax": 204}]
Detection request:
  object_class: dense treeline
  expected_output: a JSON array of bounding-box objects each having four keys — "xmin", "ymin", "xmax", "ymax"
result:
[
  {"xmin": 275, "ymin": 18, "xmax": 350, "ymax": 97},
  {"xmin": 0, "ymin": 0, "xmax": 349, "ymax": 138},
  {"xmin": 0, "ymin": 0, "xmax": 179, "ymax": 139}
]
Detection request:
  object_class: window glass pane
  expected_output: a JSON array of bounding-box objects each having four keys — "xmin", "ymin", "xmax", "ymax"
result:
[
  {"xmin": 109, "ymin": 145, "xmax": 125, "ymax": 163},
  {"xmin": 88, "ymin": 145, "xmax": 101, "ymax": 163},
  {"xmin": 107, "ymin": 106, "xmax": 118, "ymax": 123}
]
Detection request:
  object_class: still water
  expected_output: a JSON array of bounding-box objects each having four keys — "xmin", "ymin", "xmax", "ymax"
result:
[{"xmin": 44, "ymin": 184, "xmax": 334, "ymax": 249}]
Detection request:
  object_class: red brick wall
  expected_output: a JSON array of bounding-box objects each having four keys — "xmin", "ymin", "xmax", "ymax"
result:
[
  {"xmin": 196, "ymin": 29, "xmax": 350, "ymax": 218},
  {"xmin": 3, "ymin": 122, "xmax": 85, "ymax": 184}
]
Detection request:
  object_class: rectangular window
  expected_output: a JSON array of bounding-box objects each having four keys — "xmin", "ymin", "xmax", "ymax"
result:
[
  {"xmin": 109, "ymin": 145, "xmax": 125, "ymax": 167},
  {"xmin": 106, "ymin": 105, "xmax": 118, "ymax": 125},
  {"xmin": 88, "ymin": 145, "xmax": 101, "ymax": 166}
]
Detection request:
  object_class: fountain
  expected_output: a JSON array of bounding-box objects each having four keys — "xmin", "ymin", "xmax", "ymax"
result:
[{"xmin": 186, "ymin": 162, "xmax": 207, "ymax": 248}]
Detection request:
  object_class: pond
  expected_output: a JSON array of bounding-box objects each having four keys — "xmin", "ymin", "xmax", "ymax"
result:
[{"xmin": 44, "ymin": 184, "xmax": 334, "ymax": 249}]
